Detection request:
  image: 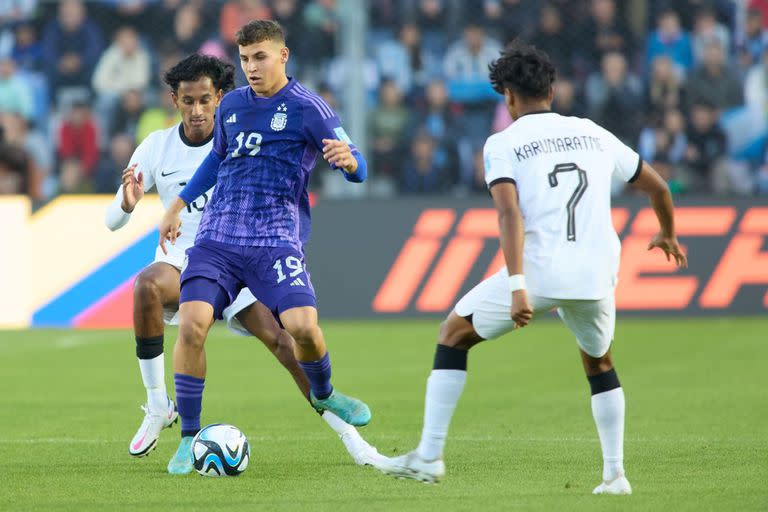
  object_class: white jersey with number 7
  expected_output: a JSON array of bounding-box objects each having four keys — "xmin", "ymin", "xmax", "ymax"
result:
[{"xmin": 483, "ymin": 111, "xmax": 642, "ymax": 300}]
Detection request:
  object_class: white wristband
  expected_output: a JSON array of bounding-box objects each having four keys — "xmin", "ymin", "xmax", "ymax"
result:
[{"xmin": 508, "ymin": 274, "xmax": 526, "ymax": 292}]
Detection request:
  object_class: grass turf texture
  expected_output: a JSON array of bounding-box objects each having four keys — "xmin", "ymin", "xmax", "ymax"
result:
[{"xmin": 1, "ymin": 318, "xmax": 766, "ymax": 511}]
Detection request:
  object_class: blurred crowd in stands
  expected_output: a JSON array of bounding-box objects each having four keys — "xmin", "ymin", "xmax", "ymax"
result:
[{"xmin": 0, "ymin": 0, "xmax": 766, "ymax": 203}]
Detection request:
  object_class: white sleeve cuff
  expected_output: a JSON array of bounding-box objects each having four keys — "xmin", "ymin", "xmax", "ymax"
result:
[{"xmin": 105, "ymin": 186, "xmax": 131, "ymax": 231}]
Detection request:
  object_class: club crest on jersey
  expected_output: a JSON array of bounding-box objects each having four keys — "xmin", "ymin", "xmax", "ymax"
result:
[{"xmin": 271, "ymin": 103, "xmax": 288, "ymax": 131}]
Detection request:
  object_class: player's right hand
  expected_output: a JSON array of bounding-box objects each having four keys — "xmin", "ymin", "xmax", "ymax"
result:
[
  {"xmin": 121, "ymin": 163, "xmax": 143, "ymax": 213},
  {"xmin": 511, "ymin": 289, "xmax": 533, "ymax": 328},
  {"xmin": 158, "ymin": 209, "xmax": 182, "ymax": 255},
  {"xmin": 647, "ymin": 233, "xmax": 688, "ymax": 268}
]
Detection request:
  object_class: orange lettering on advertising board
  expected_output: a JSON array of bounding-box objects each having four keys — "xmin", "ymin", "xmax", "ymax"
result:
[
  {"xmin": 456, "ymin": 208, "xmax": 498, "ymax": 237},
  {"xmin": 616, "ymin": 207, "xmax": 736, "ymax": 310},
  {"xmin": 416, "ymin": 237, "xmax": 485, "ymax": 312},
  {"xmin": 372, "ymin": 209, "xmax": 455, "ymax": 313},
  {"xmin": 616, "ymin": 237, "xmax": 698, "ymax": 309},
  {"xmin": 699, "ymin": 207, "xmax": 768, "ymax": 308},
  {"xmin": 416, "ymin": 209, "xmax": 496, "ymax": 311}
]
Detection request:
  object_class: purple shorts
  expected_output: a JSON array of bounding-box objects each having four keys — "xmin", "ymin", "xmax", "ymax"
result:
[{"xmin": 179, "ymin": 239, "xmax": 316, "ymax": 317}]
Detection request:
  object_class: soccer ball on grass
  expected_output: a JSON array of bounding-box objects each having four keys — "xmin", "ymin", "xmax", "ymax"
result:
[{"xmin": 192, "ymin": 424, "xmax": 250, "ymax": 477}]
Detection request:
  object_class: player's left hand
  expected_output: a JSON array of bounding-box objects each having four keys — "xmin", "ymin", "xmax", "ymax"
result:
[
  {"xmin": 648, "ymin": 232, "xmax": 688, "ymax": 268},
  {"xmin": 322, "ymin": 138, "xmax": 357, "ymax": 173},
  {"xmin": 159, "ymin": 209, "xmax": 182, "ymax": 255},
  {"xmin": 511, "ymin": 289, "xmax": 533, "ymax": 328}
]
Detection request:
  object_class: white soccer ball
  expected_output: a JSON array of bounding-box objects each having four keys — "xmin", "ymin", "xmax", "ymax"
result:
[{"xmin": 192, "ymin": 424, "xmax": 250, "ymax": 477}]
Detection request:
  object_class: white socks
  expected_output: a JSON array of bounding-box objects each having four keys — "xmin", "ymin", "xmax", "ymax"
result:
[
  {"xmin": 322, "ymin": 410, "xmax": 355, "ymax": 436},
  {"xmin": 416, "ymin": 369, "xmax": 467, "ymax": 461},
  {"xmin": 138, "ymin": 354, "xmax": 167, "ymax": 413},
  {"xmin": 591, "ymin": 387, "xmax": 625, "ymax": 481}
]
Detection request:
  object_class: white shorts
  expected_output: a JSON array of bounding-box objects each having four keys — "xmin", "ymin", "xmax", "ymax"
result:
[
  {"xmin": 454, "ymin": 269, "xmax": 615, "ymax": 357},
  {"xmin": 151, "ymin": 246, "xmax": 257, "ymax": 336}
]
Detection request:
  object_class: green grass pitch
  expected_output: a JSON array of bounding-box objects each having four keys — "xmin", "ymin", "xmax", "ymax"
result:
[{"xmin": 1, "ymin": 318, "xmax": 766, "ymax": 511}]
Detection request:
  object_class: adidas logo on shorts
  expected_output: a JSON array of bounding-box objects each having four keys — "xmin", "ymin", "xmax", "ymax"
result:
[{"xmin": 290, "ymin": 277, "xmax": 305, "ymax": 287}]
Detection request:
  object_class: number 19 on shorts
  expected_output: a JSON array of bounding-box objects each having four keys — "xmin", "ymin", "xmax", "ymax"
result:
[{"xmin": 273, "ymin": 256, "xmax": 306, "ymax": 285}]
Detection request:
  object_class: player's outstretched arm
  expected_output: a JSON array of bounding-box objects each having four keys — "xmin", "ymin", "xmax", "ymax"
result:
[
  {"xmin": 322, "ymin": 139, "xmax": 367, "ymax": 183},
  {"xmin": 158, "ymin": 197, "xmax": 185, "ymax": 255},
  {"xmin": 490, "ymin": 181, "xmax": 532, "ymax": 327},
  {"xmin": 630, "ymin": 161, "xmax": 688, "ymax": 268},
  {"xmin": 105, "ymin": 163, "xmax": 143, "ymax": 231},
  {"xmin": 178, "ymin": 150, "xmax": 223, "ymax": 205}
]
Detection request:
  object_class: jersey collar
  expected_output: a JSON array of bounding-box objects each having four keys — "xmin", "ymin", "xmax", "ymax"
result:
[
  {"xmin": 516, "ymin": 110, "xmax": 554, "ymax": 120},
  {"xmin": 178, "ymin": 123, "xmax": 213, "ymax": 148}
]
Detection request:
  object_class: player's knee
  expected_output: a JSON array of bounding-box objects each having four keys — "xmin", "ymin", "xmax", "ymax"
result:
[
  {"xmin": 582, "ymin": 350, "xmax": 613, "ymax": 376},
  {"xmin": 178, "ymin": 320, "xmax": 208, "ymax": 350},
  {"xmin": 134, "ymin": 271, "xmax": 163, "ymax": 306},
  {"xmin": 437, "ymin": 319, "xmax": 476, "ymax": 350},
  {"xmin": 258, "ymin": 324, "xmax": 284, "ymax": 353},
  {"xmin": 272, "ymin": 330, "xmax": 296, "ymax": 361},
  {"xmin": 286, "ymin": 321, "xmax": 320, "ymax": 345}
]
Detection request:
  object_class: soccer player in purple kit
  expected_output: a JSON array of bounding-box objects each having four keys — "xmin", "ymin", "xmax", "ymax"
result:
[{"xmin": 158, "ymin": 20, "xmax": 371, "ymax": 474}]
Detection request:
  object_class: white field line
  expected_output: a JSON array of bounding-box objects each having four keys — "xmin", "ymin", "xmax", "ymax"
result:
[{"xmin": 0, "ymin": 435, "xmax": 746, "ymax": 444}]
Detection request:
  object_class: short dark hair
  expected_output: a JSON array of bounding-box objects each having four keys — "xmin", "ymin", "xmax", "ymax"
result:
[
  {"xmin": 488, "ymin": 40, "xmax": 556, "ymax": 99},
  {"xmin": 235, "ymin": 20, "xmax": 285, "ymax": 47},
  {"xmin": 163, "ymin": 54, "xmax": 235, "ymax": 94}
]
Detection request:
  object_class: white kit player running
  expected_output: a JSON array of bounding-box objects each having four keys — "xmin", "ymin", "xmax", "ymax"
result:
[
  {"xmin": 375, "ymin": 41, "xmax": 687, "ymax": 493},
  {"xmin": 104, "ymin": 54, "xmax": 380, "ymax": 467}
]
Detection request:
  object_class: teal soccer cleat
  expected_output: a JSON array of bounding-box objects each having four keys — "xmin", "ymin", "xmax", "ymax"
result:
[
  {"xmin": 167, "ymin": 436, "xmax": 194, "ymax": 475},
  {"xmin": 311, "ymin": 390, "xmax": 371, "ymax": 427}
]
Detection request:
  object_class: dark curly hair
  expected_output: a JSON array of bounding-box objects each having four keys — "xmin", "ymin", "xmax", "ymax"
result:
[
  {"xmin": 489, "ymin": 40, "xmax": 556, "ymax": 100},
  {"xmin": 163, "ymin": 54, "xmax": 235, "ymax": 94}
]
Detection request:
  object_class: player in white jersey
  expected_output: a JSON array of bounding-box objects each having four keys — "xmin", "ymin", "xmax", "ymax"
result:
[
  {"xmin": 105, "ymin": 54, "xmax": 380, "ymax": 467},
  {"xmin": 375, "ymin": 41, "xmax": 687, "ymax": 493}
]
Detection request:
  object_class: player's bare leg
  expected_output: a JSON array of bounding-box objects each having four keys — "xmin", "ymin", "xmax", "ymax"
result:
[
  {"xmin": 168, "ymin": 299, "xmax": 215, "ymax": 474},
  {"xmin": 174, "ymin": 301, "xmax": 215, "ymax": 377},
  {"xmin": 236, "ymin": 302, "xmax": 311, "ymax": 399},
  {"xmin": 279, "ymin": 306, "xmax": 371, "ymax": 427},
  {"xmin": 376, "ymin": 312, "xmax": 483, "ymax": 483},
  {"xmin": 581, "ymin": 349, "xmax": 631, "ymax": 495},
  {"xmin": 237, "ymin": 303, "xmax": 381, "ymax": 464},
  {"xmin": 129, "ymin": 263, "xmax": 180, "ymax": 457}
]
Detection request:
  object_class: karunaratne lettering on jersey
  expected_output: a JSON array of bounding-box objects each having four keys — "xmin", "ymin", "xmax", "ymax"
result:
[{"xmin": 513, "ymin": 135, "xmax": 604, "ymax": 161}]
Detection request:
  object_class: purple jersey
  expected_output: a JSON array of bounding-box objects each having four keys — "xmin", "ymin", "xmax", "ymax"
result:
[{"xmin": 196, "ymin": 78, "xmax": 352, "ymax": 250}]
